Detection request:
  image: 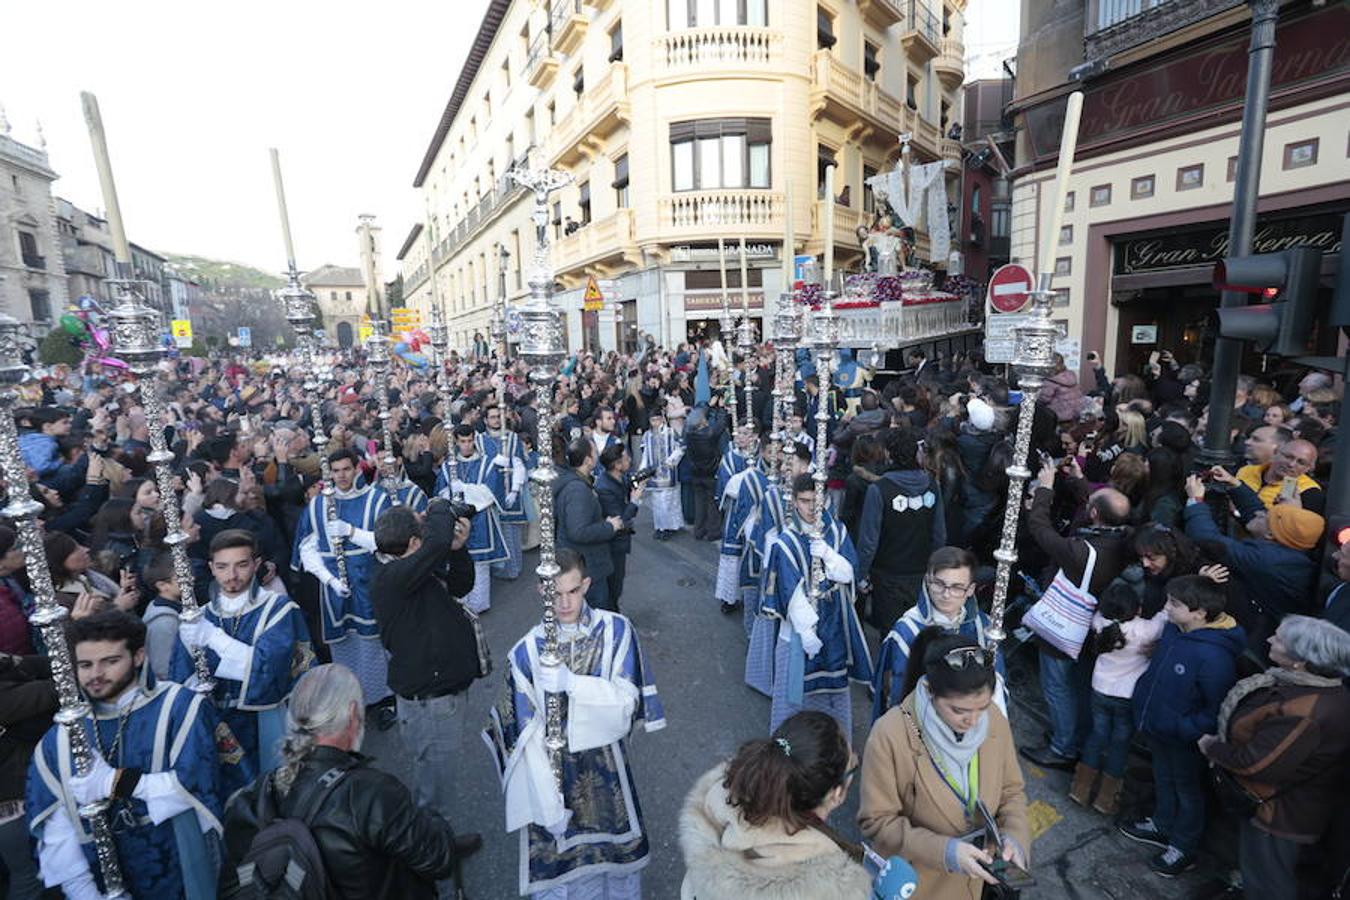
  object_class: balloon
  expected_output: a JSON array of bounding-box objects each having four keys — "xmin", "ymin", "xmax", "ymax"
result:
[
  {"xmin": 393, "ymin": 342, "xmax": 430, "ymax": 370},
  {"xmin": 92, "ymin": 329, "xmax": 110, "ymax": 351},
  {"xmin": 60, "ymin": 314, "xmax": 87, "ymax": 337}
]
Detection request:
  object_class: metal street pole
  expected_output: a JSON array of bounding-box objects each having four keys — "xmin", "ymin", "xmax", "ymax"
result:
[{"xmin": 1198, "ymin": 0, "xmax": 1281, "ymax": 468}]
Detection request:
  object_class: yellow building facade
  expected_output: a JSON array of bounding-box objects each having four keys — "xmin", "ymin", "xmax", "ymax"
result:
[{"xmin": 401, "ymin": 0, "xmax": 967, "ymax": 354}]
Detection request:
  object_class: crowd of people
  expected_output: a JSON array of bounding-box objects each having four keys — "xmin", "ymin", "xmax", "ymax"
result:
[{"xmin": 0, "ymin": 328, "xmax": 1344, "ymax": 900}]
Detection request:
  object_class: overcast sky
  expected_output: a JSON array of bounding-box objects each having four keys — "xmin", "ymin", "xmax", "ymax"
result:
[{"xmin": 2, "ymin": 0, "xmax": 1016, "ymax": 276}]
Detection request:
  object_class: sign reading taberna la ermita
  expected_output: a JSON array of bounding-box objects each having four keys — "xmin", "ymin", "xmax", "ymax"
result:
[{"xmin": 1113, "ymin": 210, "xmax": 1345, "ymax": 277}]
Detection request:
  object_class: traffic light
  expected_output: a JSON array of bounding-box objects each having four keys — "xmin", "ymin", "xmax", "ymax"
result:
[{"xmin": 1214, "ymin": 246, "xmax": 1323, "ymax": 357}]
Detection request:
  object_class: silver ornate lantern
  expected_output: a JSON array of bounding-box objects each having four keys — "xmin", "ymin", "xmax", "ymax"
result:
[
  {"xmin": 365, "ymin": 320, "xmax": 400, "ymax": 504},
  {"xmin": 807, "ymin": 288, "xmax": 838, "ymax": 607}
]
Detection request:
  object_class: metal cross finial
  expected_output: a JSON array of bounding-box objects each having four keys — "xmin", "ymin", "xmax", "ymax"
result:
[{"xmin": 509, "ymin": 166, "xmax": 574, "ymax": 279}]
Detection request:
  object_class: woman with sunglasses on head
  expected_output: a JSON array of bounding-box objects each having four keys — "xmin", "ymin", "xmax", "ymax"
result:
[
  {"xmin": 679, "ymin": 710, "xmax": 874, "ymax": 898},
  {"xmin": 860, "ymin": 628, "xmax": 1029, "ymax": 899}
]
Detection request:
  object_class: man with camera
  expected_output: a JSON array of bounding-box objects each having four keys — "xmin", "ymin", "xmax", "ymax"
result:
[
  {"xmin": 370, "ymin": 498, "xmax": 484, "ymax": 856},
  {"xmin": 595, "ymin": 443, "xmax": 646, "ymax": 610}
]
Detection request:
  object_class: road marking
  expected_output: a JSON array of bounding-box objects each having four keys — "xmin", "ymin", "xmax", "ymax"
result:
[{"xmin": 1027, "ymin": 800, "xmax": 1063, "ymax": 840}]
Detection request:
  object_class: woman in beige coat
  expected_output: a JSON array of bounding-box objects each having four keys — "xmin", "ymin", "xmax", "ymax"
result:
[
  {"xmin": 680, "ymin": 711, "xmax": 874, "ymax": 899},
  {"xmin": 859, "ymin": 628, "xmax": 1030, "ymax": 899}
]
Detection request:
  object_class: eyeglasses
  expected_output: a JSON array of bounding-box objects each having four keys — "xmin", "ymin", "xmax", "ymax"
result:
[
  {"xmin": 927, "ymin": 576, "xmax": 972, "ymax": 596},
  {"xmin": 941, "ymin": 646, "xmax": 995, "ymax": 670}
]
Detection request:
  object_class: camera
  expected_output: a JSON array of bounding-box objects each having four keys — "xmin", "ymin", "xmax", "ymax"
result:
[
  {"xmin": 447, "ymin": 499, "xmax": 479, "ymax": 522},
  {"xmin": 631, "ymin": 466, "xmax": 658, "ymax": 484}
]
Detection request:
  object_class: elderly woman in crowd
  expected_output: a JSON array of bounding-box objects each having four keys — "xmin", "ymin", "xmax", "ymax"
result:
[{"xmin": 1199, "ymin": 615, "xmax": 1350, "ymax": 900}]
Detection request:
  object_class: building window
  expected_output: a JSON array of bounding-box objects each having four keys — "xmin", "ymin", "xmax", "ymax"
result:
[
  {"xmin": 1053, "ymin": 288, "xmax": 1070, "ymax": 308},
  {"xmin": 330, "ymin": 291, "xmax": 337, "ymax": 301},
  {"xmin": 1089, "ymin": 184, "xmax": 1112, "ymax": 207},
  {"xmin": 10, "ymin": 174, "xmax": 20, "ymax": 195},
  {"xmin": 613, "ymin": 154, "xmax": 630, "ymax": 208},
  {"xmin": 553, "ymin": 201, "xmax": 563, "ymax": 241},
  {"xmin": 1283, "ymin": 138, "xmax": 1319, "ymax": 170},
  {"xmin": 345, "ymin": 291, "xmax": 353, "ymax": 301},
  {"xmin": 942, "ymin": 4, "xmax": 953, "ymax": 35},
  {"xmin": 1131, "ymin": 175, "xmax": 1155, "ymax": 199},
  {"xmin": 670, "ymin": 118, "xmax": 772, "ymax": 191},
  {"xmin": 501, "ymin": 58, "xmax": 511, "ymax": 88},
  {"xmin": 864, "ymin": 42, "xmax": 880, "ymax": 81},
  {"xmin": 1176, "ymin": 164, "xmax": 1203, "ymax": 191},
  {"xmin": 817, "ymin": 6, "xmax": 835, "ymax": 49},
  {"xmin": 906, "ymin": 75, "xmax": 919, "ymax": 110},
  {"xmin": 573, "ymin": 68, "xmax": 584, "ymax": 98},
  {"xmin": 1227, "ymin": 155, "xmax": 1238, "ymax": 182},
  {"xmin": 670, "ymin": 0, "xmax": 766, "ymax": 27},
  {"xmin": 28, "ymin": 289, "xmax": 50, "ymax": 322},
  {"xmin": 525, "ymin": 110, "xmax": 536, "ymax": 147},
  {"xmin": 940, "ymin": 101, "xmax": 950, "ymax": 133},
  {"xmin": 1054, "ymin": 256, "xmax": 1072, "ymax": 276},
  {"xmin": 578, "ymin": 181, "xmax": 592, "ymax": 224},
  {"xmin": 863, "ymin": 164, "xmax": 878, "ymax": 214},
  {"xmin": 1063, "ymin": 191, "xmax": 1074, "ymax": 213},
  {"xmin": 990, "ymin": 206, "xmax": 1010, "ymax": 238},
  {"xmin": 817, "ymin": 145, "xmax": 837, "ymax": 199},
  {"xmin": 18, "ymin": 231, "xmax": 42, "ymax": 268},
  {"xmin": 610, "ymin": 22, "xmax": 623, "ymax": 62},
  {"xmin": 970, "ymin": 184, "xmax": 982, "ymax": 215},
  {"xmin": 1059, "ymin": 224, "xmax": 1072, "ymax": 245}
]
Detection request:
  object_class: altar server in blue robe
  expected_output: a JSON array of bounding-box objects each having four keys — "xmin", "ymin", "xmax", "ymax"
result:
[
  {"xmin": 172, "ymin": 528, "xmax": 315, "ymax": 798},
  {"xmin": 483, "ymin": 549, "xmax": 664, "ymax": 899},
  {"xmin": 744, "ymin": 443, "xmax": 813, "ymax": 696},
  {"xmin": 482, "ymin": 402, "xmax": 528, "ymax": 580},
  {"xmin": 437, "ymin": 424, "xmax": 508, "ymax": 613},
  {"xmin": 714, "ymin": 425, "xmax": 753, "ymax": 508},
  {"xmin": 715, "ymin": 428, "xmax": 766, "ymax": 616},
  {"xmin": 27, "ymin": 611, "xmax": 221, "ymax": 900},
  {"xmin": 293, "ymin": 447, "xmax": 393, "ymax": 709},
  {"xmin": 761, "ymin": 474, "xmax": 873, "ymax": 741}
]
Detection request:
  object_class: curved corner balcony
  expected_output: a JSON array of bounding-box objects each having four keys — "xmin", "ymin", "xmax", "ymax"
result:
[
  {"xmin": 545, "ymin": 62, "xmax": 630, "ymax": 169},
  {"xmin": 552, "ymin": 208, "xmax": 637, "ymax": 282},
  {"xmin": 935, "ymin": 37, "xmax": 965, "ymax": 89},
  {"xmin": 657, "ymin": 189, "xmax": 784, "ymax": 242},
  {"xmin": 654, "ymin": 27, "xmax": 783, "ymax": 83}
]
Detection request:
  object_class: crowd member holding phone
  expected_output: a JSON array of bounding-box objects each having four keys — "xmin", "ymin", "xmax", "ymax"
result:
[{"xmin": 859, "ymin": 628, "xmax": 1030, "ymax": 899}]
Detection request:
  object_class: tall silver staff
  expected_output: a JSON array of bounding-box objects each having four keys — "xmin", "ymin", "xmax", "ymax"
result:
[
  {"xmin": 736, "ymin": 237, "xmax": 756, "ymax": 436},
  {"xmin": 717, "ymin": 239, "xmax": 738, "ymax": 431},
  {"xmin": 366, "ymin": 320, "xmax": 400, "ymax": 504},
  {"xmin": 508, "ymin": 163, "xmax": 573, "ymax": 787},
  {"xmin": 0, "ymin": 314, "xmax": 127, "ymax": 897},
  {"xmin": 770, "ymin": 190, "xmax": 800, "ymax": 488},
  {"xmin": 108, "ymin": 294, "xmax": 216, "ymax": 692},
  {"xmin": 987, "ymin": 92, "xmax": 1084, "ymax": 641},
  {"xmin": 807, "ymin": 288, "xmax": 838, "ymax": 605},
  {"xmin": 268, "ymin": 146, "xmax": 349, "ymax": 593},
  {"xmin": 84, "ymin": 93, "xmax": 215, "ymax": 694},
  {"xmin": 493, "ymin": 245, "xmax": 510, "ymax": 412}
]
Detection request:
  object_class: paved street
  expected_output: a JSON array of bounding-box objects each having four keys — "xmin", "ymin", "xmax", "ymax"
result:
[{"xmin": 365, "ymin": 505, "xmax": 1227, "ymax": 899}]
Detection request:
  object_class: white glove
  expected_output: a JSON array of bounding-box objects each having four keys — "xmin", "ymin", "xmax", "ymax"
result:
[
  {"xmin": 505, "ymin": 491, "xmax": 519, "ymax": 507},
  {"xmin": 493, "ymin": 454, "xmax": 510, "ymax": 468},
  {"xmin": 810, "ymin": 538, "xmax": 830, "ymax": 560},
  {"xmin": 326, "ymin": 520, "xmax": 353, "ymax": 539},
  {"xmin": 449, "ymin": 480, "xmax": 468, "ymax": 497},
  {"xmin": 668, "ymin": 449, "xmax": 684, "ymax": 466},
  {"xmin": 324, "ymin": 575, "xmax": 351, "ymax": 598},
  {"xmin": 178, "ymin": 617, "xmax": 222, "ymax": 650},
  {"xmin": 69, "ymin": 754, "xmax": 117, "ymax": 807},
  {"xmin": 536, "ymin": 663, "xmax": 573, "ymax": 694},
  {"xmin": 546, "ymin": 809, "xmax": 573, "ymax": 839},
  {"xmin": 800, "ymin": 629, "xmax": 824, "ymax": 659}
]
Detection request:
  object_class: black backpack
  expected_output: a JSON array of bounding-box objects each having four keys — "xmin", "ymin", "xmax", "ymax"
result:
[{"xmin": 225, "ymin": 765, "xmax": 347, "ymax": 900}]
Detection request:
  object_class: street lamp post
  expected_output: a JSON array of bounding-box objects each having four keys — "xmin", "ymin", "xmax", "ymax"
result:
[{"xmin": 507, "ymin": 163, "xmax": 573, "ymax": 788}]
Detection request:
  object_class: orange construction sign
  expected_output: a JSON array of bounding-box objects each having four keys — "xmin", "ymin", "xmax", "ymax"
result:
[{"xmin": 583, "ymin": 276, "xmax": 604, "ymax": 312}]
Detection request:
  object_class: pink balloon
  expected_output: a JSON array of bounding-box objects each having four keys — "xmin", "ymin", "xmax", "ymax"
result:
[
  {"xmin": 92, "ymin": 328, "xmax": 110, "ymax": 350},
  {"xmin": 95, "ymin": 355, "xmax": 127, "ymax": 369}
]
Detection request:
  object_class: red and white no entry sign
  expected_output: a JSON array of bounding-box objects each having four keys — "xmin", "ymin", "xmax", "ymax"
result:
[{"xmin": 987, "ymin": 263, "xmax": 1034, "ymax": 314}]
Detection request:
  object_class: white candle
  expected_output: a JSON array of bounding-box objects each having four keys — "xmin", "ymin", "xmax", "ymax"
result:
[
  {"xmin": 80, "ymin": 92, "xmax": 132, "ymax": 266},
  {"xmin": 823, "ymin": 165, "xmax": 835, "ymax": 287},
  {"xmin": 718, "ymin": 237, "xmax": 728, "ymax": 305},
  {"xmin": 783, "ymin": 182, "xmax": 793, "ymax": 259},
  {"xmin": 739, "ymin": 236, "xmax": 750, "ymax": 314},
  {"xmin": 1038, "ymin": 91, "xmax": 1084, "ymax": 288}
]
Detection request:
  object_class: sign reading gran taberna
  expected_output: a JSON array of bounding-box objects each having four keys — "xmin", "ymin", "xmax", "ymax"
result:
[{"xmin": 1113, "ymin": 210, "xmax": 1345, "ymax": 276}]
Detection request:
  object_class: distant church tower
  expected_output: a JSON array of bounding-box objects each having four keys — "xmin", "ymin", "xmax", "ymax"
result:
[{"xmin": 357, "ymin": 214, "xmax": 384, "ymax": 319}]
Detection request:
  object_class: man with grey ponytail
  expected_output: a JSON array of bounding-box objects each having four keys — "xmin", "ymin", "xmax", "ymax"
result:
[{"xmin": 221, "ymin": 664, "xmax": 473, "ymax": 899}]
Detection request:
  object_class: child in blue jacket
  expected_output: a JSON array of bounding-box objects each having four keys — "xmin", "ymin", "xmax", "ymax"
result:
[{"xmin": 1121, "ymin": 574, "xmax": 1245, "ymax": 877}]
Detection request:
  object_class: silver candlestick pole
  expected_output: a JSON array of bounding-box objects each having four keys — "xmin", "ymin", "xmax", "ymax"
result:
[
  {"xmin": 508, "ymin": 163, "xmax": 573, "ymax": 789},
  {"xmin": 769, "ymin": 286, "xmax": 800, "ymax": 490},
  {"xmin": 718, "ymin": 239, "xmax": 739, "ymax": 432},
  {"xmin": 0, "ymin": 312, "xmax": 129, "ymax": 897},
  {"xmin": 427, "ymin": 302, "xmax": 451, "ymax": 408},
  {"xmin": 269, "ymin": 147, "xmax": 348, "ymax": 593},
  {"xmin": 986, "ymin": 282, "xmax": 1059, "ymax": 641},
  {"xmin": 366, "ymin": 321, "xmax": 400, "ymax": 504},
  {"xmin": 107, "ymin": 285, "xmax": 216, "ymax": 694},
  {"xmin": 987, "ymin": 91, "xmax": 1083, "ymax": 643},
  {"xmin": 807, "ymin": 291, "xmax": 838, "ymax": 606},
  {"xmin": 737, "ymin": 237, "xmax": 755, "ymax": 432},
  {"xmin": 494, "ymin": 245, "xmax": 511, "ymax": 413}
]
